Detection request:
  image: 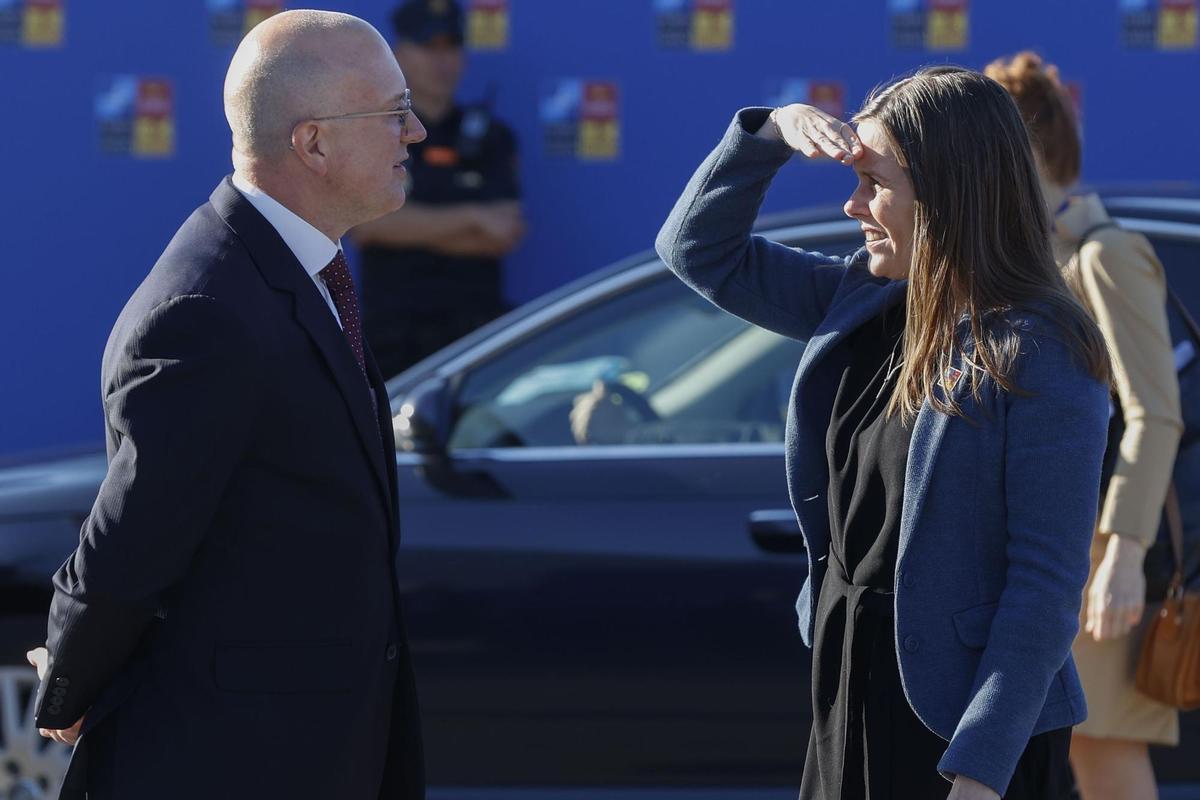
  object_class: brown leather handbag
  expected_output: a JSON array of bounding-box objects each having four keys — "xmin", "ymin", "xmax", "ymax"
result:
[{"xmin": 1135, "ymin": 484, "xmax": 1200, "ymax": 709}]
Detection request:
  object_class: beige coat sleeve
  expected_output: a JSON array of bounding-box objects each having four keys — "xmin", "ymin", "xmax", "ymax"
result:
[{"xmin": 1077, "ymin": 229, "xmax": 1183, "ymax": 547}]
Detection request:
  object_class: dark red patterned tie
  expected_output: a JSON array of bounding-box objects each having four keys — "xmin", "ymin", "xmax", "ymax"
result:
[{"xmin": 318, "ymin": 251, "xmax": 367, "ymax": 379}]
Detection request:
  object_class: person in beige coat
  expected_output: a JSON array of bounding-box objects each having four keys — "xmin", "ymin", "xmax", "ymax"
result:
[{"xmin": 988, "ymin": 52, "xmax": 1184, "ymax": 800}]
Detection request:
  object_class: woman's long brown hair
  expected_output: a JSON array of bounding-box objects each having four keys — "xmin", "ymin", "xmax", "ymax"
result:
[{"xmin": 852, "ymin": 66, "xmax": 1110, "ymax": 421}]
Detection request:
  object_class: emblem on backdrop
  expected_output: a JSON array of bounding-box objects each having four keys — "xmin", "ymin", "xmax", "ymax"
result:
[
  {"xmin": 95, "ymin": 76, "xmax": 175, "ymax": 158},
  {"xmin": 655, "ymin": 0, "xmax": 733, "ymax": 51},
  {"xmin": 0, "ymin": 0, "xmax": 64, "ymax": 47},
  {"xmin": 540, "ymin": 79, "xmax": 620, "ymax": 161},
  {"xmin": 889, "ymin": 0, "xmax": 969, "ymax": 51},
  {"xmin": 1121, "ymin": 0, "xmax": 1197, "ymax": 50},
  {"xmin": 766, "ymin": 79, "xmax": 846, "ymax": 120},
  {"xmin": 467, "ymin": 0, "xmax": 508, "ymax": 50},
  {"xmin": 208, "ymin": 0, "xmax": 285, "ymax": 47}
]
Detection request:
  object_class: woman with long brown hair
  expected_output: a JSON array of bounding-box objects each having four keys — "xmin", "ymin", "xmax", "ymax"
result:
[
  {"xmin": 657, "ymin": 67, "xmax": 1111, "ymax": 799},
  {"xmin": 988, "ymin": 51, "xmax": 1183, "ymax": 800}
]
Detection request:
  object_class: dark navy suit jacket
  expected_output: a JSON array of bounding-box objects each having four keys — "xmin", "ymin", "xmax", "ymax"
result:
[
  {"xmin": 657, "ymin": 109, "xmax": 1110, "ymax": 795},
  {"xmin": 35, "ymin": 178, "xmax": 423, "ymax": 800}
]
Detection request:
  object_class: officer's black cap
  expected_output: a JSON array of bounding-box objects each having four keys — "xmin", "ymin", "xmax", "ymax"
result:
[{"xmin": 391, "ymin": 0, "xmax": 465, "ymax": 46}]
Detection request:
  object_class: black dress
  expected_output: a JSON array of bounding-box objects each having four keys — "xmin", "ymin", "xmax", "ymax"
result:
[{"xmin": 798, "ymin": 299, "xmax": 1073, "ymax": 800}]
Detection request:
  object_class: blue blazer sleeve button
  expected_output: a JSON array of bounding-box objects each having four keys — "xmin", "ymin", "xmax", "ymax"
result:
[
  {"xmin": 385, "ymin": 644, "xmax": 398, "ymax": 661},
  {"xmin": 903, "ymin": 635, "xmax": 921, "ymax": 653}
]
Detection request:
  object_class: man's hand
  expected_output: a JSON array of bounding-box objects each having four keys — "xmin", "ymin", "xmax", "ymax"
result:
[
  {"xmin": 470, "ymin": 201, "xmax": 526, "ymax": 254},
  {"xmin": 757, "ymin": 103, "xmax": 863, "ymax": 165},
  {"xmin": 1086, "ymin": 534, "xmax": 1147, "ymax": 641},
  {"xmin": 570, "ymin": 380, "xmax": 629, "ymax": 445},
  {"xmin": 947, "ymin": 774, "xmax": 1001, "ymax": 800},
  {"xmin": 349, "ymin": 200, "xmax": 525, "ymax": 257},
  {"xmin": 26, "ymin": 647, "xmax": 83, "ymax": 746}
]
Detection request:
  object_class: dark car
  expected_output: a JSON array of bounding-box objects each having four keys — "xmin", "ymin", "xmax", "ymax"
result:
[{"xmin": 2, "ymin": 196, "xmax": 1200, "ymax": 799}]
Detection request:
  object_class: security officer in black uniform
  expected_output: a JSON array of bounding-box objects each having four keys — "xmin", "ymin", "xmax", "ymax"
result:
[{"xmin": 353, "ymin": 0, "xmax": 525, "ymax": 379}]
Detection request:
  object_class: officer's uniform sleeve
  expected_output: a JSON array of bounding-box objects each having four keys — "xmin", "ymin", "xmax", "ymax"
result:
[{"xmin": 482, "ymin": 118, "xmax": 520, "ymax": 200}]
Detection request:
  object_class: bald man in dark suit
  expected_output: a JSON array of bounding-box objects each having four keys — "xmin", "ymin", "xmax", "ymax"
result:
[{"xmin": 26, "ymin": 10, "xmax": 429, "ymax": 799}]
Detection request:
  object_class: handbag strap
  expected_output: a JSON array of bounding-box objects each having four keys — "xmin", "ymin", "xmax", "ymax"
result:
[
  {"xmin": 1166, "ymin": 482, "xmax": 1186, "ymax": 599},
  {"xmin": 1168, "ymin": 288, "xmax": 1200, "ymax": 350},
  {"xmin": 1075, "ymin": 222, "xmax": 1121, "ymax": 255}
]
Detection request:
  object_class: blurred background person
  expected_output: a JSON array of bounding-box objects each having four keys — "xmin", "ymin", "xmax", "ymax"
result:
[
  {"xmin": 988, "ymin": 51, "xmax": 1184, "ymax": 800},
  {"xmin": 352, "ymin": 0, "xmax": 525, "ymax": 379}
]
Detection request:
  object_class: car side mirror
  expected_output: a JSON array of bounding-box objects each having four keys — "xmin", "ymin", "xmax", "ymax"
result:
[{"xmin": 394, "ymin": 376, "xmax": 453, "ymax": 456}]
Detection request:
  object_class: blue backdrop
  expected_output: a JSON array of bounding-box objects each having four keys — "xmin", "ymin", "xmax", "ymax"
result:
[{"xmin": 2, "ymin": 0, "xmax": 1198, "ymax": 455}]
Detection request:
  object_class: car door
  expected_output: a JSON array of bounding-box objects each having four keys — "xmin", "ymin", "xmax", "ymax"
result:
[{"xmin": 395, "ymin": 229, "xmax": 863, "ymax": 794}]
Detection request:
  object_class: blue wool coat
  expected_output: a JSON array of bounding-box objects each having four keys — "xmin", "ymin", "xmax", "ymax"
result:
[{"xmin": 656, "ymin": 108, "xmax": 1110, "ymax": 795}]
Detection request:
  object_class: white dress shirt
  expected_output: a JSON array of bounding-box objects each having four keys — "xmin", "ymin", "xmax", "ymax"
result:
[{"xmin": 231, "ymin": 172, "xmax": 343, "ymax": 328}]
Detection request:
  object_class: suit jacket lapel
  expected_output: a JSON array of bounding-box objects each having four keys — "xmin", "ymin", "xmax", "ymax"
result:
[
  {"xmin": 365, "ymin": 339, "xmax": 401, "ymax": 553},
  {"xmin": 209, "ymin": 177, "xmax": 393, "ymax": 510}
]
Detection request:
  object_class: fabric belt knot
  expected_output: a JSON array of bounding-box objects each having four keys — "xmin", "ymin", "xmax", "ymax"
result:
[{"xmin": 319, "ymin": 250, "xmax": 368, "ymax": 380}]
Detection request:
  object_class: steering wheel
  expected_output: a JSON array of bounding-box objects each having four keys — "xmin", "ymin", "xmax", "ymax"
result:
[{"xmin": 598, "ymin": 380, "xmax": 659, "ymax": 422}]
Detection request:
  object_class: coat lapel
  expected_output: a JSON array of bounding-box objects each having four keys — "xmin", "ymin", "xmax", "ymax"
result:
[
  {"xmin": 786, "ymin": 274, "xmax": 906, "ymax": 558},
  {"xmin": 897, "ymin": 348, "xmax": 973, "ymax": 562},
  {"xmin": 209, "ymin": 177, "xmax": 392, "ymax": 511},
  {"xmin": 365, "ymin": 339, "xmax": 401, "ymax": 553},
  {"xmin": 796, "ymin": 276, "xmax": 906, "ymax": 390},
  {"xmin": 897, "ymin": 398, "xmax": 951, "ymax": 562}
]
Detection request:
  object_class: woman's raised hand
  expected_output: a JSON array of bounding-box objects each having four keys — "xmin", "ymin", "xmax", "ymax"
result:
[{"xmin": 758, "ymin": 104, "xmax": 863, "ymax": 165}]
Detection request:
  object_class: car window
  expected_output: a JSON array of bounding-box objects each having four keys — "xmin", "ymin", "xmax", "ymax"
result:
[
  {"xmin": 448, "ymin": 268, "xmax": 809, "ymax": 449},
  {"xmin": 1152, "ymin": 235, "xmax": 1200, "ymax": 318}
]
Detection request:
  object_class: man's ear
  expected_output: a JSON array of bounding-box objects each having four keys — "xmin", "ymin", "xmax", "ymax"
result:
[{"xmin": 290, "ymin": 121, "xmax": 329, "ymax": 176}]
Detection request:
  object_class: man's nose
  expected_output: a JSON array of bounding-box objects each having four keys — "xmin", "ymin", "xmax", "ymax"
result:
[{"xmin": 404, "ymin": 112, "xmax": 428, "ymax": 144}]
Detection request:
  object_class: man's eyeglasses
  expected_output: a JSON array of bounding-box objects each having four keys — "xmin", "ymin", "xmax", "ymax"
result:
[{"xmin": 291, "ymin": 89, "xmax": 413, "ymax": 147}]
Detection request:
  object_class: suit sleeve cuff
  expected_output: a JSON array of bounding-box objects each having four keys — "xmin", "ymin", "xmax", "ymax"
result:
[{"xmin": 937, "ymin": 742, "xmax": 1012, "ymax": 798}]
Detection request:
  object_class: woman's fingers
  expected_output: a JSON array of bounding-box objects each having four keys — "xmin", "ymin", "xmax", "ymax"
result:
[
  {"xmin": 1127, "ymin": 603, "xmax": 1145, "ymax": 628},
  {"xmin": 802, "ymin": 118, "xmax": 859, "ymax": 163},
  {"xmin": 1093, "ymin": 601, "xmax": 1109, "ymax": 641},
  {"xmin": 1112, "ymin": 599, "xmax": 1144, "ymax": 639},
  {"xmin": 835, "ymin": 120, "xmax": 863, "ymax": 156},
  {"xmin": 776, "ymin": 104, "xmax": 861, "ymax": 163},
  {"xmin": 1086, "ymin": 588, "xmax": 1103, "ymax": 640},
  {"xmin": 815, "ymin": 119, "xmax": 862, "ymax": 161},
  {"xmin": 803, "ymin": 126, "xmax": 853, "ymax": 164},
  {"xmin": 798, "ymin": 133, "xmax": 824, "ymax": 159},
  {"xmin": 1090, "ymin": 593, "xmax": 1145, "ymax": 641}
]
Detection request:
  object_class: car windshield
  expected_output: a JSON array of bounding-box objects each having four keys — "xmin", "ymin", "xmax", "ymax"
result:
[{"xmin": 447, "ymin": 269, "xmax": 807, "ymax": 449}]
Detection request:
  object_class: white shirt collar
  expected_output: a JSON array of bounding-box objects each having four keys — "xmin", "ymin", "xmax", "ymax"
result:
[{"xmin": 231, "ymin": 172, "xmax": 341, "ymax": 278}]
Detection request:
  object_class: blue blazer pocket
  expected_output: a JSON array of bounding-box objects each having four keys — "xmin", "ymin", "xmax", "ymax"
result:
[
  {"xmin": 952, "ymin": 602, "xmax": 999, "ymax": 649},
  {"xmin": 213, "ymin": 639, "xmax": 355, "ymax": 694}
]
